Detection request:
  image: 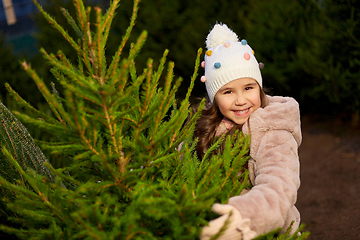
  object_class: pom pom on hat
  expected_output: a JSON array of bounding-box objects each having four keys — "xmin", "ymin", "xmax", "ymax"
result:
[
  {"xmin": 202, "ymin": 23, "xmax": 263, "ymax": 102},
  {"xmin": 206, "ymin": 24, "xmax": 239, "ymax": 49}
]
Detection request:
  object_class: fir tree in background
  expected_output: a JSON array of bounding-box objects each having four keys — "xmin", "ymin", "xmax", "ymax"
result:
[
  {"xmin": 0, "ymin": 0, "xmax": 308, "ymax": 239},
  {"xmin": 296, "ymin": 0, "xmax": 360, "ymax": 124},
  {"xmin": 3, "ymin": 0, "xmax": 360, "ymax": 124},
  {"xmin": 236, "ymin": 0, "xmax": 360, "ymax": 122}
]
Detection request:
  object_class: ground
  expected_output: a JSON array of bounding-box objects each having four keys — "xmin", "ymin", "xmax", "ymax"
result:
[{"xmin": 297, "ymin": 116, "xmax": 360, "ymax": 240}]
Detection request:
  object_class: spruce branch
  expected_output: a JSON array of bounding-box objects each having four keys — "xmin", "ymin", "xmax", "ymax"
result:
[
  {"xmin": 106, "ymin": 0, "xmax": 140, "ymax": 80},
  {"xmin": 55, "ymin": 49, "xmax": 80, "ymax": 76},
  {"xmin": 0, "ymin": 161, "xmax": 66, "ymax": 225},
  {"xmin": 21, "ymin": 61, "xmax": 72, "ymax": 126},
  {"xmin": 101, "ymin": 96, "xmax": 123, "ymax": 172},
  {"xmin": 73, "ymin": 0, "xmax": 87, "ymax": 30},
  {"xmin": 77, "ymin": 50, "xmax": 84, "ymax": 74},
  {"xmin": 109, "ymin": 66, "xmax": 146, "ymax": 111},
  {"xmin": 32, "ymin": 0, "xmax": 81, "ymax": 53},
  {"xmin": 158, "ymin": 48, "xmax": 203, "ymax": 151},
  {"xmin": 154, "ymin": 50, "xmax": 169, "ymax": 83},
  {"xmin": 43, "ymin": 49, "xmax": 95, "ymax": 90},
  {"xmin": 113, "ymin": 59, "xmax": 131, "ymax": 94},
  {"xmin": 42, "ymin": 162, "xmax": 81, "ymax": 186},
  {"xmin": 13, "ymin": 111, "xmax": 73, "ymax": 138},
  {"xmin": 60, "ymin": 7, "xmax": 83, "ymax": 38},
  {"xmin": 94, "ymin": 7, "xmax": 105, "ymax": 83},
  {"xmin": 64, "ymin": 91, "xmax": 99, "ymax": 156},
  {"xmin": 148, "ymin": 62, "xmax": 178, "ymax": 145},
  {"xmin": 0, "ymin": 225, "xmax": 53, "ymax": 238},
  {"xmin": 5, "ymin": 83, "xmax": 57, "ymax": 124},
  {"xmin": 138, "ymin": 59, "xmax": 154, "ymax": 118},
  {"xmin": 6, "ymin": 204, "xmax": 56, "ymax": 223},
  {"xmin": 100, "ymin": 0, "xmax": 121, "ymax": 48},
  {"xmin": 1, "ymin": 147, "xmax": 42, "ymax": 194},
  {"xmin": 84, "ymin": 22, "xmax": 97, "ymax": 78},
  {"xmin": 128, "ymin": 30, "xmax": 148, "ymax": 61},
  {"xmin": 71, "ymin": 2, "xmax": 97, "ymax": 80},
  {"xmin": 62, "ymin": 80, "xmax": 101, "ymax": 106}
]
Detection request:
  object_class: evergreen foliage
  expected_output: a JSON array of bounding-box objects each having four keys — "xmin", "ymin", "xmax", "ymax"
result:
[
  {"xmin": 296, "ymin": 0, "xmax": 360, "ymax": 122},
  {"xmin": 0, "ymin": 0, "xmax": 309, "ymax": 239},
  {"xmin": 4, "ymin": 0, "xmax": 360, "ymax": 120},
  {"xmin": 28, "ymin": 0, "xmax": 109, "ymax": 100}
]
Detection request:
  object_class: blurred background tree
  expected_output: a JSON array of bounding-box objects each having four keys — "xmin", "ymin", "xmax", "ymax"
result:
[
  {"xmin": 0, "ymin": 33, "xmax": 32, "ymax": 105},
  {"xmin": 1, "ymin": 0, "xmax": 360, "ymax": 120},
  {"xmin": 296, "ymin": 0, "xmax": 360, "ymax": 123}
]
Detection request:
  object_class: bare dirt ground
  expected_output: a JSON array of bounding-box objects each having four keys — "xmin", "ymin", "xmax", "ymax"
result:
[{"xmin": 297, "ymin": 116, "xmax": 360, "ymax": 240}]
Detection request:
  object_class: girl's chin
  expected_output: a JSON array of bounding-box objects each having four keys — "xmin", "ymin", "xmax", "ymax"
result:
[{"xmin": 232, "ymin": 118, "xmax": 248, "ymax": 125}]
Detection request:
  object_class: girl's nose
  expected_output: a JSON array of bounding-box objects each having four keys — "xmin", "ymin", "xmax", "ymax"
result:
[{"xmin": 235, "ymin": 94, "xmax": 246, "ymax": 106}]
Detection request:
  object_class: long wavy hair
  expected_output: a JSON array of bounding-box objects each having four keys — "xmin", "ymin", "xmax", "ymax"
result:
[{"xmin": 194, "ymin": 86, "xmax": 268, "ymax": 160}]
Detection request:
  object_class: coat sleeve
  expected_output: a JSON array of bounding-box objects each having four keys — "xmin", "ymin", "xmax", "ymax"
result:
[{"xmin": 228, "ymin": 128, "xmax": 300, "ymax": 235}]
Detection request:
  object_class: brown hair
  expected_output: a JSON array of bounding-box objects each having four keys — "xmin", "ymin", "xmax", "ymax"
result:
[{"xmin": 194, "ymin": 86, "xmax": 268, "ymax": 160}]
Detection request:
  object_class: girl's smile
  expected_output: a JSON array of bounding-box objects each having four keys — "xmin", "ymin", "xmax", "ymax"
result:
[
  {"xmin": 214, "ymin": 77, "xmax": 261, "ymax": 125},
  {"xmin": 233, "ymin": 108, "xmax": 250, "ymax": 116}
]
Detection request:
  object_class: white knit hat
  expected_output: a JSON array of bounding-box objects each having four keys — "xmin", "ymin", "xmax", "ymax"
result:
[{"xmin": 200, "ymin": 23, "xmax": 263, "ymax": 102}]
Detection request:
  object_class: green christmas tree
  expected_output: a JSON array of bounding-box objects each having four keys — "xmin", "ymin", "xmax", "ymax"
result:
[{"xmin": 0, "ymin": 0, "xmax": 308, "ymax": 239}]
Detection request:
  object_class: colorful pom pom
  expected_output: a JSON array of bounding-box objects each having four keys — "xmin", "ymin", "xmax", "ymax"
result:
[
  {"xmin": 201, "ymin": 76, "xmax": 207, "ymax": 82},
  {"xmin": 214, "ymin": 62, "xmax": 221, "ymax": 69},
  {"xmin": 206, "ymin": 50, "xmax": 212, "ymax": 56},
  {"xmin": 259, "ymin": 62, "xmax": 265, "ymax": 69},
  {"xmin": 224, "ymin": 42, "xmax": 230, "ymax": 48},
  {"xmin": 253, "ymin": 50, "xmax": 255, "ymax": 55},
  {"xmin": 244, "ymin": 53, "xmax": 250, "ymax": 60},
  {"xmin": 201, "ymin": 61, "xmax": 205, "ymax": 68},
  {"xmin": 241, "ymin": 39, "xmax": 247, "ymax": 45}
]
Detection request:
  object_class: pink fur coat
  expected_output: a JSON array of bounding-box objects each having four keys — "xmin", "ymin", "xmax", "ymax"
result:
[{"xmin": 201, "ymin": 96, "xmax": 302, "ymax": 239}]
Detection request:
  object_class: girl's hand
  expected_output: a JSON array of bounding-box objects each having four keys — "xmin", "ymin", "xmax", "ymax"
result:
[{"xmin": 200, "ymin": 203, "xmax": 256, "ymax": 240}]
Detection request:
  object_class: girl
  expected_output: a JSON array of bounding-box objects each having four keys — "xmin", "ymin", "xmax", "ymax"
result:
[{"xmin": 197, "ymin": 24, "xmax": 302, "ymax": 240}]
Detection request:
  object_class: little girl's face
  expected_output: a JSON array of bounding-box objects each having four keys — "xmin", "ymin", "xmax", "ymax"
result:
[{"xmin": 214, "ymin": 77, "xmax": 261, "ymax": 125}]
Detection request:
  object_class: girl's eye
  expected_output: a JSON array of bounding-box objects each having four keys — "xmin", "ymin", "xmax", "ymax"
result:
[
  {"xmin": 245, "ymin": 87, "xmax": 253, "ymax": 91},
  {"xmin": 224, "ymin": 90, "xmax": 232, "ymax": 94}
]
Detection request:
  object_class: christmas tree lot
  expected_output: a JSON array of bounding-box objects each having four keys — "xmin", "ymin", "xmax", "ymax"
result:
[{"xmin": 0, "ymin": 0, "xmax": 309, "ymax": 239}]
